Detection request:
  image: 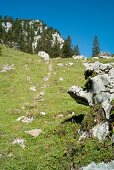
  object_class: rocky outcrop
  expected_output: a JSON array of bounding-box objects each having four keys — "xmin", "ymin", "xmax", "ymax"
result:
[
  {"xmin": 80, "ymin": 160, "xmax": 114, "ymax": 170},
  {"xmin": 38, "ymin": 51, "xmax": 49, "ymax": 61},
  {"xmin": 68, "ymin": 61, "xmax": 114, "ymax": 141},
  {"xmin": 68, "ymin": 61, "xmax": 114, "ymax": 120}
]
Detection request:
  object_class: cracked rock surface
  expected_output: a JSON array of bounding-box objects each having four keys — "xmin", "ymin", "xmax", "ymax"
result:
[{"xmin": 68, "ymin": 61, "xmax": 114, "ymax": 119}]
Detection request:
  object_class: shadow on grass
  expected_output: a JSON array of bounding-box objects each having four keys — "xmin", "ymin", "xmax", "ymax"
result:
[{"xmin": 62, "ymin": 114, "xmax": 84, "ymax": 124}]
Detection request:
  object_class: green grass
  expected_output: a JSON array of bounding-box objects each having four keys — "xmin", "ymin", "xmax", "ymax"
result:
[{"xmin": 0, "ymin": 46, "xmax": 113, "ymax": 169}]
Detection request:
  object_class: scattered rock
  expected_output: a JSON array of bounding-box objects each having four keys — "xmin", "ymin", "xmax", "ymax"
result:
[
  {"xmin": 25, "ymin": 129, "xmax": 42, "ymax": 137},
  {"xmin": 57, "ymin": 63, "xmax": 64, "ymax": 67},
  {"xmin": 38, "ymin": 51, "xmax": 49, "ymax": 61},
  {"xmin": 40, "ymin": 112, "xmax": 47, "ymax": 116},
  {"xmin": 39, "ymin": 91, "xmax": 45, "ymax": 96},
  {"xmin": 12, "ymin": 138, "xmax": 25, "ymax": 149},
  {"xmin": 7, "ymin": 153, "xmax": 13, "ymax": 157},
  {"xmin": 16, "ymin": 116, "xmax": 34, "ymax": 123},
  {"xmin": 58, "ymin": 114, "xmax": 63, "ymax": 118},
  {"xmin": 80, "ymin": 160, "xmax": 114, "ymax": 170},
  {"xmin": 72, "ymin": 55, "xmax": 85, "ymax": 60},
  {"xmin": 66, "ymin": 62, "xmax": 74, "ymax": 66},
  {"xmin": 59, "ymin": 77, "xmax": 64, "ymax": 81},
  {"xmin": 92, "ymin": 122, "xmax": 109, "ymax": 141},
  {"xmin": 43, "ymin": 76, "xmax": 49, "ymax": 82},
  {"xmin": 26, "ymin": 77, "xmax": 31, "ymax": 81},
  {"xmin": 16, "ymin": 116, "xmax": 25, "ymax": 121},
  {"xmin": 30, "ymin": 86, "xmax": 36, "ymax": 91},
  {"xmin": 1, "ymin": 64, "xmax": 15, "ymax": 72}
]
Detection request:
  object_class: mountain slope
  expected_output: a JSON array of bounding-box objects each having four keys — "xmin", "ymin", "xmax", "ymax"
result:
[
  {"xmin": 0, "ymin": 17, "xmax": 64, "ymax": 57},
  {"xmin": 0, "ymin": 46, "xmax": 113, "ymax": 169}
]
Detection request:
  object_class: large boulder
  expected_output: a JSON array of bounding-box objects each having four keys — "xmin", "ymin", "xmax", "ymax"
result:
[
  {"xmin": 68, "ymin": 61, "xmax": 114, "ymax": 119},
  {"xmin": 38, "ymin": 51, "xmax": 49, "ymax": 61}
]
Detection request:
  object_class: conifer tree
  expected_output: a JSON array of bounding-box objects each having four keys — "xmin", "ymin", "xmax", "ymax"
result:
[
  {"xmin": 92, "ymin": 36, "xmax": 100, "ymax": 57},
  {"xmin": 73, "ymin": 44, "xmax": 80, "ymax": 56},
  {"xmin": 62, "ymin": 36, "xmax": 72, "ymax": 58}
]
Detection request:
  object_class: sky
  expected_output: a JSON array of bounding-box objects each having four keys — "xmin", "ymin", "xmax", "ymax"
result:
[{"xmin": 0, "ymin": 0, "xmax": 114, "ymax": 56}]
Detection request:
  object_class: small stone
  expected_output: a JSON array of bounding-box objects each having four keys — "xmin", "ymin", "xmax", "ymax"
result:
[
  {"xmin": 59, "ymin": 77, "xmax": 63, "ymax": 81},
  {"xmin": 66, "ymin": 62, "xmax": 74, "ymax": 66},
  {"xmin": 1, "ymin": 64, "xmax": 15, "ymax": 72},
  {"xmin": 16, "ymin": 116, "xmax": 34, "ymax": 123},
  {"xmin": 39, "ymin": 91, "xmax": 45, "ymax": 96},
  {"xmin": 16, "ymin": 116, "xmax": 25, "ymax": 121},
  {"xmin": 12, "ymin": 138, "xmax": 25, "ymax": 148},
  {"xmin": 58, "ymin": 114, "xmax": 63, "ymax": 117},
  {"xmin": 25, "ymin": 129, "xmax": 42, "ymax": 137},
  {"xmin": 57, "ymin": 63, "xmax": 64, "ymax": 67},
  {"xmin": 43, "ymin": 77, "xmax": 49, "ymax": 81},
  {"xmin": 72, "ymin": 112, "xmax": 75, "ymax": 116},
  {"xmin": 26, "ymin": 77, "xmax": 31, "ymax": 81},
  {"xmin": 30, "ymin": 86, "xmax": 36, "ymax": 91},
  {"xmin": 40, "ymin": 112, "xmax": 47, "ymax": 116},
  {"xmin": 7, "ymin": 153, "xmax": 13, "ymax": 157}
]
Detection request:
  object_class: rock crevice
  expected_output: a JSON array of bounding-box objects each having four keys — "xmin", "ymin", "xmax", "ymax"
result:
[{"xmin": 68, "ymin": 61, "xmax": 114, "ymax": 141}]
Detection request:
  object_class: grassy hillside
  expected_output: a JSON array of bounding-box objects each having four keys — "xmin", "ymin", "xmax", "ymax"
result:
[{"xmin": 0, "ymin": 46, "xmax": 113, "ymax": 169}]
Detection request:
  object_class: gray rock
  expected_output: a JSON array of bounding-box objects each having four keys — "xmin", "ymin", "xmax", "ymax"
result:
[
  {"xmin": 16, "ymin": 116, "xmax": 34, "ymax": 123},
  {"xmin": 1, "ymin": 64, "xmax": 15, "ymax": 72},
  {"xmin": 57, "ymin": 63, "xmax": 64, "ymax": 67},
  {"xmin": 25, "ymin": 129, "xmax": 42, "ymax": 137},
  {"xmin": 80, "ymin": 160, "xmax": 114, "ymax": 170},
  {"xmin": 92, "ymin": 122, "xmax": 109, "ymax": 141},
  {"xmin": 68, "ymin": 62, "xmax": 114, "ymax": 120},
  {"xmin": 30, "ymin": 86, "xmax": 36, "ymax": 91},
  {"xmin": 40, "ymin": 112, "xmax": 47, "ymax": 116},
  {"xmin": 12, "ymin": 138, "xmax": 25, "ymax": 148},
  {"xmin": 38, "ymin": 51, "xmax": 49, "ymax": 61}
]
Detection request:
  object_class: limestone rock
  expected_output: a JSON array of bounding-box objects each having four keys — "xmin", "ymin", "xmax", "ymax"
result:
[
  {"xmin": 59, "ymin": 77, "xmax": 64, "ymax": 81},
  {"xmin": 57, "ymin": 63, "xmax": 64, "ymax": 67},
  {"xmin": 40, "ymin": 112, "xmax": 47, "ymax": 116},
  {"xmin": 68, "ymin": 62, "xmax": 114, "ymax": 120},
  {"xmin": 80, "ymin": 160, "xmax": 114, "ymax": 170},
  {"xmin": 72, "ymin": 55, "xmax": 85, "ymax": 60},
  {"xmin": 1, "ymin": 64, "xmax": 15, "ymax": 72},
  {"xmin": 16, "ymin": 116, "xmax": 34, "ymax": 123},
  {"xmin": 12, "ymin": 138, "xmax": 25, "ymax": 148},
  {"xmin": 38, "ymin": 51, "xmax": 49, "ymax": 61},
  {"xmin": 30, "ymin": 86, "xmax": 36, "ymax": 91},
  {"xmin": 25, "ymin": 129, "xmax": 42, "ymax": 137},
  {"xmin": 92, "ymin": 122, "xmax": 109, "ymax": 141}
]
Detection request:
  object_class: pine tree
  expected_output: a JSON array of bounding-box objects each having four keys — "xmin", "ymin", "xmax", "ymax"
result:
[
  {"xmin": 62, "ymin": 36, "xmax": 72, "ymax": 58},
  {"xmin": 73, "ymin": 44, "xmax": 80, "ymax": 56},
  {"xmin": 92, "ymin": 36, "xmax": 100, "ymax": 57}
]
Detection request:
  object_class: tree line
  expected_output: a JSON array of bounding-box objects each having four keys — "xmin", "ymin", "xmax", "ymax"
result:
[{"xmin": 0, "ymin": 16, "xmax": 112, "ymax": 58}]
